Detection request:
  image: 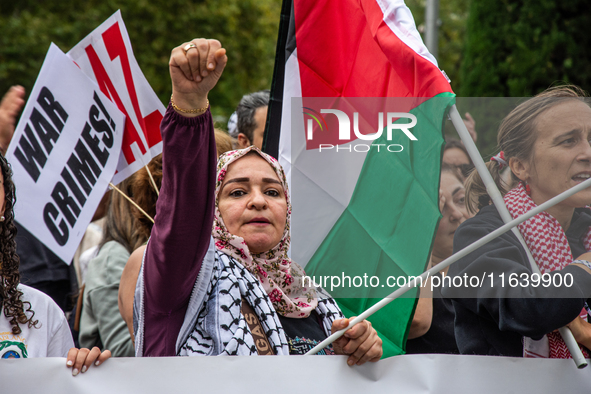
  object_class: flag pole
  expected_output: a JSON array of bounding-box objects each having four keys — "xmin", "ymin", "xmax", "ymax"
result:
[
  {"xmin": 109, "ymin": 182, "xmax": 154, "ymax": 224},
  {"xmin": 305, "ymin": 175, "xmax": 591, "ymax": 360},
  {"xmin": 449, "ymin": 104, "xmax": 587, "ymax": 369},
  {"xmin": 144, "ymin": 164, "xmax": 160, "ymax": 197}
]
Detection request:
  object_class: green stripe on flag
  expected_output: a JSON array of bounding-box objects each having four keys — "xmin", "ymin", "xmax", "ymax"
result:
[{"xmin": 305, "ymin": 94, "xmax": 455, "ymax": 357}]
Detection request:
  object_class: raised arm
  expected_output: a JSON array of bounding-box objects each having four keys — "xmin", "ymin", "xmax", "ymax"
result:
[
  {"xmin": 142, "ymin": 39, "xmax": 227, "ymax": 356},
  {"xmin": 0, "ymin": 85, "xmax": 25, "ymax": 154}
]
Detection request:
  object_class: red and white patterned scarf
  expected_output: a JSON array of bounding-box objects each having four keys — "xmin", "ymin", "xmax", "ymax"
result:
[
  {"xmin": 504, "ymin": 183, "xmax": 590, "ymax": 359},
  {"xmin": 212, "ymin": 146, "xmax": 318, "ymax": 318}
]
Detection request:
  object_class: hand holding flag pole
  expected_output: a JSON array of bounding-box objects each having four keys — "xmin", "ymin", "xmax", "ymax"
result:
[
  {"xmin": 449, "ymin": 105, "xmax": 587, "ymax": 369},
  {"xmin": 306, "ymin": 175, "xmax": 591, "ymax": 359}
]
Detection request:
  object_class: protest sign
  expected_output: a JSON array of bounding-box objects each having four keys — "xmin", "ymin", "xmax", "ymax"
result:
[
  {"xmin": 6, "ymin": 44, "xmax": 125, "ymax": 264},
  {"xmin": 1, "ymin": 354, "xmax": 589, "ymax": 393},
  {"xmin": 68, "ymin": 10, "xmax": 166, "ymax": 185}
]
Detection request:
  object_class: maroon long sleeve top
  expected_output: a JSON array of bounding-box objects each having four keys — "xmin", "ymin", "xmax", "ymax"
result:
[{"xmin": 142, "ymin": 105, "xmax": 216, "ymax": 356}]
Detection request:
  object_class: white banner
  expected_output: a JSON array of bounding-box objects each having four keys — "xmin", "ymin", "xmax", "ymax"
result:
[
  {"xmin": 6, "ymin": 44, "xmax": 125, "ymax": 264},
  {"xmin": 67, "ymin": 10, "xmax": 166, "ymax": 185},
  {"xmin": 1, "ymin": 354, "xmax": 590, "ymax": 392}
]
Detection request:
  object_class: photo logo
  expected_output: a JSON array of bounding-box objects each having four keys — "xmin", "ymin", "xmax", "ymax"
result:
[
  {"xmin": 302, "ymin": 107, "xmax": 328, "ymax": 137},
  {"xmin": 305, "ymin": 109, "xmax": 417, "ymax": 142},
  {"xmin": 303, "ymin": 104, "xmax": 417, "ymax": 153}
]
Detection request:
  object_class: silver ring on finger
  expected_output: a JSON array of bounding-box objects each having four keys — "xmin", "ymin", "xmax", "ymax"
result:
[{"xmin": 183, "ymin": 43, "xmax": 197, "ymax": 55}]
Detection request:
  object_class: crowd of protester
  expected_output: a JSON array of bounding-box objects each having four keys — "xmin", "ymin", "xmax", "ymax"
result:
[{"xmin": 0, "ymin": 35, "xmax": 590, "ymax": 372}]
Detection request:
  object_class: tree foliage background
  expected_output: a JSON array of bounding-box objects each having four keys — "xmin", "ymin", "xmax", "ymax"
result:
[
  {"xmin": 458, "ymin": 0, "xmax": 591, "ymax": 152},
  {"xmin": 3, "ymin": 0, "xmax": 591, "ymax": 153},
  {"xmin": 409, "ymin": 0, "xmax": 591, "ymax": 154},
  {"xmin": 460, "ymin": 0, "xmax": 591, "ymax": 98},
  {"xmin": 406, "ymin": 0, "xmax": 470, "ymax": 95},
  {"xmin": 0, "ymin": 0, "xmax": 281, "ymax": 123}
]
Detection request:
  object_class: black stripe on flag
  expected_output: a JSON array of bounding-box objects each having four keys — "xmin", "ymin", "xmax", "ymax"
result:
[{"xmin": 263, "ymin": 0, "xmax": 295, "ymax": 158}]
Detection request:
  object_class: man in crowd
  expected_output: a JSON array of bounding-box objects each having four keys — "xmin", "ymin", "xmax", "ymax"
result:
[{"xmin": 235, "ymin": 90, "xmax": 269, "ymax": 149}]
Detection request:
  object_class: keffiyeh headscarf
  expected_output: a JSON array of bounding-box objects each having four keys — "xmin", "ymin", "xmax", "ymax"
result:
[{"xmin": 212, "ymin": 146, "xmax": 318, "ymax": 318}]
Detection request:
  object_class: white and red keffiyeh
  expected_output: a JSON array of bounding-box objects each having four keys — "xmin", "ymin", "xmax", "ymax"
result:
[{"xmin": 504, "ymin": 183, "xmax": 590, "ymax": 359}]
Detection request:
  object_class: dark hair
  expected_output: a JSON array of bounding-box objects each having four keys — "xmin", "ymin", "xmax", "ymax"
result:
[
  {"xmin": 465, "ymin": 85, "xmax": 589, "ymax": 214},
  {"xmin": 441, "ymin": 162, "xmax": 464, "ymax": 184},
  {"xmin": 444, "ymin": 139, "xmax": 474, "ymax": 179},
  {"xmin": 0, "ymin": 154, "xmax": 38, "ymax": 334},
  {"xmin": 236, "ymin": 90, "xmax": 269, "ymax": 143},
  {"xmin": 100, "ymin": 175, "xmax": 147, "ymax": 254}
]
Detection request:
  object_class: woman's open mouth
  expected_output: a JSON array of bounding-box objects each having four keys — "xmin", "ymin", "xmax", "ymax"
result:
[{"xmin": 572, "ymin": 172, "xmax": 591, "ymax": 184}]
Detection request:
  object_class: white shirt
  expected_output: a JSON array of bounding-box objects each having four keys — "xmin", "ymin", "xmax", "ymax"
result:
[{"xmin": 0, "ymin": 284, "xmax": 74, "ymax": 358}]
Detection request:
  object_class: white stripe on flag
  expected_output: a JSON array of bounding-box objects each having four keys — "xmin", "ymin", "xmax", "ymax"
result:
[
  {"xmin": 375, "ymin": 0, "xmax": 439, "ymax": 67},
  {"xmin": 280, "ymin": 51, "xmax": 369, "ymax": 266},
  {"xmin": 278, "ymin": 49, "xmax": 301, "ymax": 188}
]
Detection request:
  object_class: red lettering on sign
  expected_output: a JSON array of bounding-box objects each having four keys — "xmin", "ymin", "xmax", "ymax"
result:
[
  {"xmin": 143, "ymin": 111, "xmax": 163, "ymax": 147},
  {"xmin": 102, "ymin": 23, "xmax": 163, "ymax": 149},
  {"xmin": 85, "ymin": 44, "xmax": 146, "ymax": 163}
]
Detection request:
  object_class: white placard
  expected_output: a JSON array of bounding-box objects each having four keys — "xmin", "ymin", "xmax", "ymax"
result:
[
  {"xmin": 67, "ymin": 10, "xmax": 165, "ymax": 185},
  {"xmin": 0, "ymin": 354, "xmax": 589, "ymax": 393},
  {"xmin": 6, "ymin": 44, "xmax": 125, "ymax": 264}
]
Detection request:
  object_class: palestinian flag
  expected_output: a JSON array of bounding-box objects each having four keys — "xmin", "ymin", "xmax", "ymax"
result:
[{"xmin": 264, "ymin": 0, "xmax": 454, "ymax": 357}]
